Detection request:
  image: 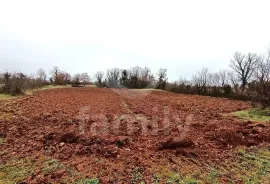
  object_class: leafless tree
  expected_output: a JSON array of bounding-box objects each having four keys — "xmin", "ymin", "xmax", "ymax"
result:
[
  {"xmin": 230, "ymin": 52, "xmax": 257, "ymax": 90},
  {"xmin": 157, "ymin": 68, "xmax": 167, "ymax": 89},
  {"xmin": 73, "ymin": 73, "xmax": 81, "ymax": 84},
  {"xmin": 106, "ymin": 68, "xmax": 121, "ymax": 88},
  {"xmin": 228, "ymin": 71, "xmax": 239, "ymax": 87},
  {"xmin": 140, "ymin": 67, "xmax": 154, "ymax": 88},
  {"xmin": 51, "ymin": 66, "xmax": 60, "ymax": 84},
  {"xmin": 37, "ymin": 68, "xmax": 47, "ymax": 82},
  {"xmin": 254, "ymin": 49, "xmax": 270, "ymax": 82},
  {"xmin": 218, "ymin": 70, "xmax": 229, "ymax": 87},
  {"xmin": 248, "ymin": 48, "xmax": 270, "ymax": 107},
  {"xmin": 81, "ymin": 72, "xmax": 91, "ymax": 86},
  {"xmin": 95, "ymin": 71, "xmax": 104, "ymax": 87},
  {"xmin": 63, "ymin": 72, "xmax": 71, "ymax": 84},
  {"xmin": 210, "ymin": 70, "xmax": 229, "ymax": 87},
  {"xmin": 192, "ymin": 67, "xmax": 210, "ymax": 93}
]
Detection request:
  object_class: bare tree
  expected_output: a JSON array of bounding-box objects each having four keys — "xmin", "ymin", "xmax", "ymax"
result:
[
  {"xmin": 95, "ymin": 71, "xmax": 104, "ymax": 87},
  {"xmin": 228, "ymin": 71, "xmax": 239, "ymax": 87},
  {"xmin": 249, "ymin": 48, "xmax": 270, "ymax": 107},
  {"xmin": 63, "ymin": 72, "xmax": 71, "ymax": 84},
  {"xmin": 230, "ymin": 52, "xmax": 257, "ymax": 90},
  {"xmin": 140, "ymin": 67, "xmax": 154, "ymax": 88},
  {"xmin": 254, "ymin": 49, "xmax": 270, "ymax": 82},
  {"xmin": 192, "ymin": 67, "xmax": 210, "ymax": 93},
  {"xmin": 210, "ymin": 70, "xmax": 229, "ymax": 87},
  {"xmin": 218, "ymin": 70, "xmax": 229, "ymax": 87},
  {"xmin": 81, "ymin": 72, "xmax": 90, "ymax": 86},
  {"xmin": 37, "ymin": 68, "xmax": 47, "ymax": 82},
  {"xmin": 51, "ymin": 66, "xmax": 60, "ymax": 84},
  {"xmin": 157, "ymin": 68, "xmax": 167, "ymax": 89},
  {"xmin": 73, "ymin": 73, "xmax": 81, "ymax": 85},
  {"xmin": 106, "ymin": 68, "xmax": 121, "ymax": 88}
]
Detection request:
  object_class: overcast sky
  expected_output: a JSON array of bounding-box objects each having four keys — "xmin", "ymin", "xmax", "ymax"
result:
[{"xmin": 1, "ymin": 0, "xmax": 270, "ymax": 81}]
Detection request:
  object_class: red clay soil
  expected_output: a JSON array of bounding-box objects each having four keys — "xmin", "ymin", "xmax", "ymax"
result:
[{"xmin": 0, "ymin": 88, "xmax": 270, "ymax": 183}]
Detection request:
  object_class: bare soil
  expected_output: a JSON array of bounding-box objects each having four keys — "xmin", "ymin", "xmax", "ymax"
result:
[{"xmin": 1, "ymin": 88, "xmax": 269, "ymax": 183}]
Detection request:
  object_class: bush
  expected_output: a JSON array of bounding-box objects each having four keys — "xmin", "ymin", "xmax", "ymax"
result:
[
  {"xmin": 248, "ymin": 81, "xmax": 270, "ymax": 108},
  {"xmin": 0, "ymin": 72, "xmax": 47, "ymax": 96}
]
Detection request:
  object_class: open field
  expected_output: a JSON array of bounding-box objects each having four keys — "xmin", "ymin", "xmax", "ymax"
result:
[{"xmin": 0, "ymin": 88, "xmax": 270, "ymax": 183}]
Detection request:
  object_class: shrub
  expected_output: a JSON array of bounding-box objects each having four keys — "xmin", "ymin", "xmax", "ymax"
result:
[{"xmin": 0, "ymin": 72, "xmax": 47, "ymax": 96}]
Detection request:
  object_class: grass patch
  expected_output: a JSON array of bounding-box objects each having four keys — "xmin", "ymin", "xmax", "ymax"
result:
[
  {"xmin": 74, "ymin": 178, "xmax": 99, "ymax": 184},
  {"xmin": 39, "ymin": 84, "xmax": 72, "ymax": 90},
  {"xmin": 0, "ymin": 112, "xmax": 13, "ymax": 120},
  {"xmin": 149, "ymin": 147, "xmax": 270, "ymax": 183},
  {"xmin": 0, "ymin": 94, "xmax": 21, "ymax": 101},
  {"xmin": 85, "ymin": 85, "xmax": 97, "ymax": 88},
  {"xmin": 0, "ymin": 85, "xmax": 72, "ymax": 100},
  {"xmin": 0, "ymin": 157, "xmax": 36, "ymax": 184},
  {"xmin": 25, "ymin": 85, "xmax": 72, "ymax": 95},
  {"xmin": 230, "ymin": 108, "xmax": 270, "ymax": 122},
  {"xmin": 42, "ymin": 159, "xmax": 64, "ymax": 174},
  {"xmin": 221, "ymin": 147, "xmax": 270, "ymax": 183},
  {"xmin": 0, "ymin": 138, "xmax": 5, "ymax": 144},
  {"xmin": 131, "ymin": 88, "xmax": 164, "ymax": 92},
  {"xmin": 0, "ymin": 156, "xmax": 90, "ymax": 184}
]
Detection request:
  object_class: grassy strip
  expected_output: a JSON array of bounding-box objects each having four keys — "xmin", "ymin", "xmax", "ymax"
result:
[
  {"xmin": 0, "ymin": 85, "xmax": 72, "ymax": 100},
  {"xmin": 0, "ymin": 156, "xmax": 101, "ymax": 184},
  {"xmin": 0, "ymin": 94, "xmax": 22, "ymax": 101},
  {"xmin": 0, "ymin": 148, "xmax": 269, "ymax": 183},
  {"xmin": 25, "ymin": 85, "xmax": 72, "ymax": 95},
  {"xmin": 230, "ymin": 108, "xmax": 270, "ymax": 122}
]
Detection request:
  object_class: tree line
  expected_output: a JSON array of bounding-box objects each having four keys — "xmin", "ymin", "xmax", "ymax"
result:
[
  {"xmin": 93, "ymin": 47, "xmax": 270, "ymax": 107},
  {"xmin": 1, "ymin": 47, "xmax": 270, "ymax": 106},
  {"xmin": 166, "ymin": 48, "xmax": 270, "ymax": 107},
  {"xmin": 0, "ymin": 67, "xmax": 91, "ymax": 95}
]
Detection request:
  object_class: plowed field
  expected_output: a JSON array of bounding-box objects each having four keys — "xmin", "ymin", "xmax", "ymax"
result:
[{"xmin": 1, "ymin": 88, "xmax": 270, "ymax": 183}]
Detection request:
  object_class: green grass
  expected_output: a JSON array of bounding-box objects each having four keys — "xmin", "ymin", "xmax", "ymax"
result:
[
  {"xmin": 0, "ymin": 157, "xmax": 65, "ymax": 184},
  {"xmin": 0, "ymin": 156, "xmax": 95, "ymax": 184},
  {"xmin": 42, "ymin": 159, "xmax": 64, "ymax": 174},
  {"xmin": 0, "ymin": 157, "xmax": 36, "ymax": 184},
  {"xmin": 149, "ymin": 147, "xmax": 270, "ymax": 183},
  {"xmin": 1, "ymin": 148, "xmax": 269, "ymax": 183},
  {"xmin": 230, "ymin": 108, "xmax": 270, "ymax": 122},
  {"xmin": 74, "ymin": 178, "xmax": 99, "ymax": 184},
  {"xmin": 221, "ymin": 147, "xmax": 270, "ymax": 183}
]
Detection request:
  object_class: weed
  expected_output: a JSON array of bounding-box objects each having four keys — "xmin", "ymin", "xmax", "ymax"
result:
[
  {"xmin": 205, "ymin": 168, "xmax": 219, "ymax": 183},
  {"xmin": 223, "ymin": 148, "xmax": 270, "ymax": 183},
  {"xmin": 166, "ymin": 173, "xmax": 181, "ymax": 183},
  {"xmin": 151, "ymin": 175, "xmax": 160, "ymax": 184},
  {"xmin": 182, "ymin": 176, "xmax": 200, "ymax": 184},
  {"xmin": 131, "ymin": 167, "xmax": 144, "ymax": 184},
  {"xmin": 0, "ymin": 157, "xmax": 35, "ymax": 184},
  {"xmin": 0, "ymin": 138, "xmax": 5, "ymax": 144},
  {"xmin": 42, "ymin": 159, "xmax": 64, "ymax": 174},
  {"xmin": 74, "ymin": 178, "xmax": 99, "ymax": 184}
]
